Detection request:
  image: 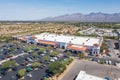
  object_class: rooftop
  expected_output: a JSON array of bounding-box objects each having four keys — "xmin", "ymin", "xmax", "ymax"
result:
[
  {"xmin": 33, "ymin": 33, "xmax": 102, "ymax": 47},
  {"xmin": 75, "ymin": 71, "xmax": 107, "ymax": 80}
]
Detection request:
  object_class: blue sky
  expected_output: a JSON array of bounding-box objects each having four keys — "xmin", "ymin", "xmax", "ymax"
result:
[{"xmin": 0, "ymin": 0, "xmax": 120, "ymax": 20}]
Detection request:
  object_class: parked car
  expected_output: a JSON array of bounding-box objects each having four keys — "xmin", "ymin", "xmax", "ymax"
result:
[
  {"xmin": 108, "ymin": 60, "xmax": 112, "ymax": 65},
  {"xmin": 25, "ymin": 57, "xmax": 33, "ymax": 62},
  {"xmin": 7, "ymin": 54, "xmax": 14, "ymax": 58},
  {"xmin": 41, "ymin": 54, "xmax": 45, "ymax": 56},
  {"xmin": 118, "ymin": 55, "xmax": 120, "ymax": 58},
  {"xmin": 26, "ymin": 67, "xmax": 33, "ymax": 72},
  {"xmin": 1, "ymin": 71, "xmax": 7, "ymax": 75},
  {"xmin": 27, "ymin": 73, "xmax": 32, "ymax": 77},
  {"xmin": 1, "ymin": 56, "xmax": 5, "ymax": 60},
  {"xmin": 46, "ymin": 73, "xmax": 53, "ymax": 77},
  {"xmin": 53, "ymin": 57, "xmax": 58, "ymax": 60},
  {"xmin": 105, "ymin": 60, "xmax": 109, "ymax": 64},
  {"xmin": 39, "ymin": 66, "xmax": 44, "ymax": 69},
  {"xmin": 50, "ymin": 58, "xmax": 55, "ymax": 62},
  {"xmin": 12, "ymin": 67, "xmax": 17, "ymax": 71}
]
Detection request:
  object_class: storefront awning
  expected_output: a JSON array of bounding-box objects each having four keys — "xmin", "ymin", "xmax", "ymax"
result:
[
  {"xmin": 19, "ymin": 37, "xmax": 27, "ymax": 41},
  {"xmin": 93, "ymin": 43, "xmax": 100, "ymax": 46},
  {"xmin": 67, "ymin": 44, "xmax": 87, "ymax": 51},
  {"xmin": 31, "ymin": 36, "xmax": 37, "ymax": 39},
  {"xmin": 38, "ymin": 40, "xmax": 57, "ymax": 46}
]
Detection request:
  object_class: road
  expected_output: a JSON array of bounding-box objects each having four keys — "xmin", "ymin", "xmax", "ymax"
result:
[
  {"xmin": 87, "ymin": 55, "xmax": 120, "ymax": 63},
  {"xmin": 61, "ymin": 59, "xmax": 120, "ymax": 80},
  {"xmin": 107, "ymin": 39, "xmax": 119, "ymax": 58}
]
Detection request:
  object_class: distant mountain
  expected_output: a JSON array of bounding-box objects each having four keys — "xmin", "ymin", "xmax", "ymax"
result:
[{"xmin": 41, "ymin": 12, "xmax": 120, "ymax": 22}]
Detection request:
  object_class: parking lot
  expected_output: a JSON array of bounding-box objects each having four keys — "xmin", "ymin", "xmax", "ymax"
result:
[
  {"xmin": 79, "ymin": 27, "xmax": 117, "ymax": 37},
  {"xmin": 0, "ymin": 42, "xmax": 68, "ymax": 80},
  {"xmin": 62, "ymin": 60, "xmax": 120, "ymax": 80},
  {"xmin": 0, "ymin": 39, "xmax": 120, "ymax": 80}
]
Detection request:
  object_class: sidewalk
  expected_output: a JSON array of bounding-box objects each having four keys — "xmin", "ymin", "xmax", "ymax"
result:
[
  {"xmin": 58, "ymin": 58, "xmax": 76, "ymax": 80},
  {"xmin": 50, "ymin": 58, "xmax": 76, "ymax": 80}
]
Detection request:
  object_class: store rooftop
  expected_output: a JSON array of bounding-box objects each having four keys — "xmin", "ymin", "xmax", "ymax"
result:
[
  {"xmin": 75, "ymin": 71, "xmax": 107, "ymax": 80},
  {"xmin": 33, "ymin": 33, "xmax": 103, "ymax": 47}
]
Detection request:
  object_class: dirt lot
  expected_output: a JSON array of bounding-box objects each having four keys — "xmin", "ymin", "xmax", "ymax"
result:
[{"xmin": 0, "ymin": 22, "xmax": 88, "ymax": 36}]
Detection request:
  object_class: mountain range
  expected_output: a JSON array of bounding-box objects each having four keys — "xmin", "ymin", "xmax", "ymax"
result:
[{"xmin": 41, "ymin": 12, "xmax": 120, "ymax": 22}]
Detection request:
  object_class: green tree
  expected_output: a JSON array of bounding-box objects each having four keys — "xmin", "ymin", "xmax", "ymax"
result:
[
  {"xmin": 32, "ymin": 62, "xmax": 40, "ymax": 68},
  {"xmin": 32, "ymin": 52, "xmax": 38, "ymax": 58},
  {"xmin": 66, "ymin": 51, "xmax": 71, "ymax": 57},
  {"xmin": 50, "ymin": 51, "xmax": 58, "ymax": 57},
  {"xmin": 44, "ymin": 78, "xmax": 49, "ymax": 80},
  {"xmin": 48, "ymin": 61, "xmax": 66, "ymax": 75},
  {"xmin": 24, "ymin": 47, "xmax": 31, "ymax": 51},
  {"xmin": 5, "ymin": 36, "xmax": 13, "ymax": 43},
  {"xmin": 31, "ymin": 45, "xmax": 38, "ymax": 49},
  {"xmin": 42, "ymin": 56, "xmax": 50, "ymax": 61},
  {"xmin": 101, "ymin": 40, "xmax": 108, "ymax": 50},
  {"xmin": 8, "ymin": 48, "xmax": 14, "ymax": 52},
  {"xmin": 78, "ymin": 53, "xmax": 85, "ymax": 59},
  {"xmin": 61, "ymin": 58, "xmax": 73, "ymax": 65},
  {"xmin": 100, "ymin": 60, "xmax": 105, "ymax": 64},
  {"xmin": 18, "ymin": 69, "xmax": 26, "ymax": 77},
  {"xmin": 1, "ymin": 60, "xmax": 18, "ymax": 69},
  {"xmin": 40, "ymin": 48, "xmax": 46, "ymax": 53},
  {"xmin": 47, "ymin": 45, "xmax": 52, "ymax": 51},
  {"xmin": 75, "ymin": 32, "xmax": 81, "ymax": 36}
]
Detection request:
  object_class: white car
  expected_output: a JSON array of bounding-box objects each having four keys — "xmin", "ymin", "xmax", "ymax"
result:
[
  {"xmin": 27, "ymin": 73, "xmax": 32, "ymax": 77},
  {"xmin": 108, "ymin": 60, "xmax": 112, "ymax": 65},
  {"xmin": 97, "ymin": 60, "xmax": 100, "ymax": 63},
  {"xmin": 41, "ymin": 54, "xmax": 45, "ymax": 56},
  {"xmin": 53, "ymin": 57, "xmax": 58, "ymax": 60},
  {"xmin": 26, "ymin": 63, "xmax": 32, "ymax": 67},
  {"xmin": 50, "ymin": 58, "xmax": 55, "ymax": 62}
]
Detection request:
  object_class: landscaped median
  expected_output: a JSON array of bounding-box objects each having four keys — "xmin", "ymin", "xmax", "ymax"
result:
[
  {"xmin": 17, "ymin": 62, "xmax": 41, "ymax": 80},
  {"xmin": 1, "ymin": 60, "xmax": 18, "ymax": 70},
  {"xmin": 46, "ymin": 57, "xmax": 74, "ymax": 80},
  {"xmin": 0, "ymin": 52, "xmax": 27, "ymax": 65}
]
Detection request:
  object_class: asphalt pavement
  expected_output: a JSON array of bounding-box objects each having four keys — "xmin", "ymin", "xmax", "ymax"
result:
[
  {"xmin": 107, "ymin": 39, "xmax": 118, "ymax": 58},
  {"xmin": 61, "ymin": 59, "xmax": 120, "ymax": 80}
]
